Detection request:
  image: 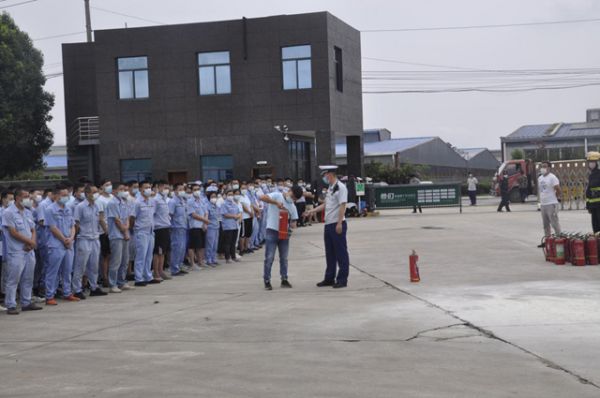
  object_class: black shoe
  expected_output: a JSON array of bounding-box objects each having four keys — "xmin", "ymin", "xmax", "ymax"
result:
[
  {"xmin": 537, "ymin": 243, "xmax": 545, "ymax": 248},
  {"xmin": 172, "ymin": 271, "xmax": 187, "ymax": 276},
  {"xmin": 148, "ymin": 279, "xmax": 162, "ymax": 284},
  {"xmin": 74, "ymin": 291, "xmax": 87, "ymax": 300},
  {"xmin": 89, "ymin": 288, "xmax": 108, "ymax": 296},
  {"xmin": 333, "ymin": 282, "xmax": 347, "ymax": 289},
  {"xmin": 6, "ymin": 307, "xmax": 19, "ymax": 315},
  {"xmin": 22, "ymin": 303, "xmax": 43, "ymax": 311},
  {"xmin": 316, "ymin": 280, "xmax": 335, "ymax": 287},
  {"xmin": 264, "ymin": 281, "xmax": 273, "ymax": 291},
  {"xmin": 281, "ymin": 279, "xmax": 292, "ymax": 288},
  {"xmin": 127, "ymin": 273, "xmax": 135, "ymax": 281},
  {"xmin": 134, "ymin": 282, "xmax": 148, "ymax": 287}
]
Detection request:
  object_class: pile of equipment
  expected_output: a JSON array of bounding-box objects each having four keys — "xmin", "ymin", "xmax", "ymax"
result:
[{"xmin": 542, "ymin": 233, "xmax": 599, "ymax": 266}]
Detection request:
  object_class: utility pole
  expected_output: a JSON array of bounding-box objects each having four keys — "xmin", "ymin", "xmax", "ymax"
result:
[{"xmin": 84, "ymin": 0, "xmax": 92, "ymax": 42}]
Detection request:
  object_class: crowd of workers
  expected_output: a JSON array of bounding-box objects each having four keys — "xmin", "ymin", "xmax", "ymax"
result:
[{"xmin": 0, "ymin": 175, "xmax": 338, "ymax": 314}]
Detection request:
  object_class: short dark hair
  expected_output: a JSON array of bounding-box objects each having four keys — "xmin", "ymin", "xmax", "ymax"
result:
[
  {"xmin": 43, "ymin": 188, "xmax": 53, "ymax": 195},
  {"xmin": 291, "ymin": 185, "xmax": 303, "ymax": 201},
  {"xmin": 541, "ymin": 161, "xmax": 552, "ymax": 168},
  {"xmin": 173, "ymin": 182, "xmax": 184, "ymax": 190},
  {"xmin": 13, "ymin": 186, "xmax": 26, "ymax": 198},
  {"xmin": 127, "ymin": 180, "xmax": 139, "ymax": 187},
  {"xmin": 100, "ymin": 178, "xmax": 111, "ymax": 186}
]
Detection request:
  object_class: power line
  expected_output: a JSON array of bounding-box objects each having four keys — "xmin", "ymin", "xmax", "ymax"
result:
[
  {"xmin": 33, "ymin": 31, "xmax": 85, "ymax": 41},
  {"xmin": 90, "ymin": 5, "xmax": 165, "ymax": 25},
  {"xmin": 0, "ymin": 0, "xmax": 37, "ymax": 9},
  {"xmin": 361, "ymin": 16, "xmax": 600, "ymax": 33},
  {"xmin": 363, "ymin": 81, "xmax": 600, "ymax": 94}
]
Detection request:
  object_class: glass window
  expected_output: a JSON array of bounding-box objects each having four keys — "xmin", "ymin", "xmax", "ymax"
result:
[
  {"xmin": 117, "ymin": 56, "xmax": 149, "ymax": 100},
  {"xmin": 334, "ymin": 46, "xmax": 343, "ymax": 92},
  {"xmin": 198, "ymin": 51, "xmax": 231, "ymax": 95},
  {"xmin": 202, "ymin": 155, "xmax": 233, "ymax": 181},
  {"xmin": 281, "ymin": 45, "xmax": 312, "ymax": 90},
  {"xmin": 120, "ymin": 159, "xmax": 152, "ymax": 182},
  {"xmin": 288, "ymin": 140, "xmax": 310, "ymax": 181}
]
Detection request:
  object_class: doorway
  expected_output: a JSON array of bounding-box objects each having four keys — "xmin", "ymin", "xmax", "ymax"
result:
[
  {"xmin": 168, "ymin": 171, "xmax": 188, "ymax": 185},
  {"xmin": 252, "ymin": 166, "xmax": 273, "ymax": 179}
]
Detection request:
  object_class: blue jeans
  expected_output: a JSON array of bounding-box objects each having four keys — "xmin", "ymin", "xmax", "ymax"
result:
[
  {"xmin": 324, "ymin": 221, "xmax": 349, "ymax": 284},
  {"xmin": 263, "ymin": 228, "xmax": 289, "ymax": 281}
]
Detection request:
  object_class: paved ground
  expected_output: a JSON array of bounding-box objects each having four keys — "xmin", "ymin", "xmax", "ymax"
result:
[{"xmin": 1, "ymin": 200, "xmax": 600, "ymax": 397}]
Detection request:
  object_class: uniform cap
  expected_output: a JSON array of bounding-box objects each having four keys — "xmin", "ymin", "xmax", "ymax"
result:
[{"xmin": 319, "ymin": 165, "xmax": 338, "ymax": 175}]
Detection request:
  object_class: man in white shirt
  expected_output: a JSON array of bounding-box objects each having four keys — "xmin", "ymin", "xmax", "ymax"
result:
[
  {"xmin": 467, "ymin": 173, "xmax": 478, "ymax": 206},
  {"xmin": 305, "ymin": 166, "xmax": 350, "ymax": 289},
  {"xmin": 538, "ymin": 161, "xmax": 562, "ymax": 239}
]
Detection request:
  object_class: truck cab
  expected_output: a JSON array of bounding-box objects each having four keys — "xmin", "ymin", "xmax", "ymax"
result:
[{"xmin": 496, "ymin": 159, "xmax": 537, "ymax": 202}]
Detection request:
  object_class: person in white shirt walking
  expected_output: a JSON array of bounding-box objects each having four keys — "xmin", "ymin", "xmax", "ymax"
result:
[{"xmin": 538, "ymin": 161, "xmax": 562, "ymax": 245}]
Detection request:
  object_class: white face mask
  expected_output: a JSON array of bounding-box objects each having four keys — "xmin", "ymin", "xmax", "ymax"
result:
[
  {"xmin": 7, "ymin": 200, "xmax": 14, "ymax": 207},
  {"xmin": 92, "ymin": 192, "xmax": 100, "ymax": 201},
  {"xmin": 34, "ymin": 194, "xmax": 42, "ymax": 203},
  {"xmin": 234, "ymin": 195, "xmax": 241, "ymax": 202},
  {"xmin": 193, "ymin": 190, "xmax": 201, "ymax": 198},
  {"xmin": 161, "ymin": 189, "xmax": 169, "ymax": 196},
  {"xmin": 540, "ymin": 168, "xmax": 548, "ymax": 175},
  {"xmin": 227, "ymin": 196, "xmax": 234, "ymax": 202},
  {"xmin": 210, "ymin": 198, "xmax": 217, "ymax": 204},
  {"xmin": 241, "ymin": 189, "xmax": 248, "ymax": 195},
  {"xmin": 118, "ymin": 191, "xmax": 128, "ymax": 199},
  {"xmin": 78, "ymin": 192, "xmax": 85, "ymax": 200},
  {"xmin": 232, "ymin": 184, "xmax": 240, "ymax": 190},
  {"xmin": 58, "ymin": 196, "xmax": 69, "ymax": 205},
  {"xmin": 177, "ymin": 191, "xmax": 187, "ymax": 198},
  {"xmin": 132, "ymin": 188, "xmax": 140, "ymax": 195},
  {"xmin": 22, "ymin": 198, "xmax": 33, "ymax": 209},
  {"xmin": 104, "ymin": 185, "xmax": 113, "ymax": 194}
]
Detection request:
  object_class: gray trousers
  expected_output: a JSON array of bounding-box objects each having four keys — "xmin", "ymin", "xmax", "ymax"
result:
[{"xmin": 541, "ymin": 204, "xmax": 561, "ymax": 236}]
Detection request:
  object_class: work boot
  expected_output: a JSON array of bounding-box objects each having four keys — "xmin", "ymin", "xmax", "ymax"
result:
[
  {"xmin": 281, "ymin": 279, "xmax": 293, "ymax": 288},
  {"xmin": 89, "ymin": 288, "xmax": 108, "ymax": 296},
  {"xmin": 316, "ymin": 280, "xmax": 335, "ymax": 287},
  {"xmin": 6, "ymin": 307, "xmax": 20, "ymax": 315},
  {"xmin": 74, "ymin": 291, "xmax": 87, "ymax": 300},
  {"xmin": 22, "ymin": 303, "xmax": 43, "ymax": 311},
  {"xmin": 264, "ymin": 280, "xmax": 273, "ymax": 291}
]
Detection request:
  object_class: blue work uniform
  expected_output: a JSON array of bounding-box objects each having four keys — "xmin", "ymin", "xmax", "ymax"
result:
[
  {"xmin": 36, "ymin": 198, "xmax": 53, "ymax": 290},
  {"xmin": 169, "ymin": 195, "xmax": 188, "ymax": 274},
  {"xmin": 133, "ymin": 196, "xmax": 155, "ymax": 282},
  {"xmin": 73, "ymin": 200, "xmax": 103, "ymax": 293},
  {"xmin": 106, "ymin": 196, "xmax": 130, "ymax": 288},
  {"xmin": 44, "ymin": 201, "xmax": 75, "ymax": 299},
  {"xmin": 205, "ymin": 202, "xmax": 221, "ymax": 264},
  {"xmin": 2, "ymin": 204, "xmax": 36, "ymax": 309}
]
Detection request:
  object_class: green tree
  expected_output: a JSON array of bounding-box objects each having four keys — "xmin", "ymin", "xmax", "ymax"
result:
[
  {"xmin": 511, "ymin": 149, "xmax": 524, "ymax": 160},
  {"xmin": 364, "ymin": 161, "xmax": 427, "ymax": 184},
  {"xmin": 0, "ymin": 12, "xmax": 54, "ymax": 178}
]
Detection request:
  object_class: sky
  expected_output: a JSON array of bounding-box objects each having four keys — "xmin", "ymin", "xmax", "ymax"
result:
[{"xmin": 5, "ymin": 0, "xmax": 600, "ymax": 150}]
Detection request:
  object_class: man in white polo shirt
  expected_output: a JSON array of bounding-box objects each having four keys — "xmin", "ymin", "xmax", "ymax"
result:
[
  {"xmin": 305, "ymin": 165, "xmax": 350, "ymax": 289},
  {"xmin": 538, "ymin": 161, "xmax": 562, "ymax": 243}
]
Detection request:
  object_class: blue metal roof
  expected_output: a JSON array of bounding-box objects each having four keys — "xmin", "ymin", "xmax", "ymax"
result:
[
  {"xmin": 336, "ymin": 137, "xmax": 435, "ymax": 157},
  {"xmin": 505, "ymin": 122, "xmax": 600, "ymax": 141},
  {"xmin": 457, "ymin": 148, "xmax": 486, "ymax": 159},
  {"xmin": 44, "ymin": 155, "xmax": 67, "ymax": 168}
]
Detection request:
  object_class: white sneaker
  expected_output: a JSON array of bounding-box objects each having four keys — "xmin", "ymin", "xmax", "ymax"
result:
[
  {"xmin": 120, "ymin": 284, "xmax": 134, "ymax": 290},
  {"xmin": 32, "ymin": 296, "xmax": 45, "ymax": 304},
  {"xmin": 192, "ymin": 264, "xmax": 202, "ymax": 271},
  {"xmin": 110, "ymin": 287, "xmax": 122, "ymax": 293},
  {"xmin": 0, "ymin": 304, "xmax": 6, "ymax": 311}
]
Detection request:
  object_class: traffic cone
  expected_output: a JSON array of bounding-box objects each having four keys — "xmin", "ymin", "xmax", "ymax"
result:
[{"xmin": 409, "ymin": 250, "xmax": 420, "ymax": 283}]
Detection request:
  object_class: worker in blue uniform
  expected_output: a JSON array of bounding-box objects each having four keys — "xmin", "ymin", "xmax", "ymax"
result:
[
  {"xmin": 304, "ymin": 166, "xmax": 350, "ymax": 289},
  {"xmin": 204, "ymin": 192, "xmax": 221, "ymax": 266},
  {"xmin": 44, "ymin": 185, "xmax": 80, "ymax": 304},
  {"xmin": 132, "ymin": 181, "xmax": 156, "ymax": 286},
  {"xmin": 2, "ymin": 188, "xmax": 42, "ymax": 314},
  {"xmin": 169, "ymin": 182, "xmax": 189, "ymax": 276}
]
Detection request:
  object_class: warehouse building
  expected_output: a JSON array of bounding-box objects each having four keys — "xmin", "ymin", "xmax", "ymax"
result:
[
  {"xmin": 62, "ymin": 12, "xmax": 364, "ymax": 183},
  {"xmin": 456, "ymin": 147, "xmax": 500, "ymax": 176},
  {"xmin": 501, "ymin": 108, "xmax": 600, "ymax": 162}
]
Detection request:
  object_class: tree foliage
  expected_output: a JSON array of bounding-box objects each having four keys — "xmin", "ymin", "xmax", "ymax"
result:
[
  {"xmin": 364, "ymin": 161, "xmax": 427, "ymax": 184},
  {"xmin": 0, "ymin": 12, "xmax": 54, "ymax": 178},
  {"xmin": 510, "ymin": 149, "xmax": 524, "ymax": 160}
]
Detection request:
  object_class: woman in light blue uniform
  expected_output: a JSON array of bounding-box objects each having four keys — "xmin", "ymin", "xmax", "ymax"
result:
[{"xmin": 205, "ymin": 192, "xmax": 221, "ymax": 266}]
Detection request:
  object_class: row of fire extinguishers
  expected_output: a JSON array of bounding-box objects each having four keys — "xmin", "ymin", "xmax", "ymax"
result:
[{"xmin": 542, "ymin": 233, "xmax": 599, "ymax": 266}]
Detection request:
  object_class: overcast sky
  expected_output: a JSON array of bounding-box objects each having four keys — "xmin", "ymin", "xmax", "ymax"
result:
[{"xmin": 6, "ymin": 0, "xmax": 600, "ymax": 149}]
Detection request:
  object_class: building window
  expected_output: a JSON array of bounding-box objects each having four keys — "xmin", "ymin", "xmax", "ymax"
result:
[
  {"xmin": 334, "ymin": 46, "xmax": 343, "ymax": 92},
  {"xmin": 282, "ymin": 45, "xmax": 312, "ymax": 90},
  {"xmin": 117, "ymin": 56, "xmax": 149, "ymax": 99},
  {"xmin": 198, "ymin": 51, "xmax": 231, "ymax": 95},
  {"xmin": 289, "ymin": 140, "xmax": 310, "ymax": 181},
  {"xmin": 120, "ymin": 158, "xmax": 152, "ymax": 182},
  {"xmin": 202, "ymin": 155, "xmax": 233, "ymax": 181}
]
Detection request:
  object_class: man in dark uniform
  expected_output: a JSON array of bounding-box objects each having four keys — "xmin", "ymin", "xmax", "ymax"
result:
[
  {"xmin": 497, "ymin": 172, "xmax": 511, "ymax": 212},
  {"xmin": 585, "ymin": 152, "xmax": 600, "ymax": 232},
  {"xmin": 304, "ymin": 166, "xmax": 350, "ymax": 288}
]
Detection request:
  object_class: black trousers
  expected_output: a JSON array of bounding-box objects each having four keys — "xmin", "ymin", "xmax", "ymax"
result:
[
  {"xmin": 591, "ymin": 208, "xmax": 600, "ymax": 233},
  {"xmin": 468, "ymin": 191, "xmax": 477, "ymax": 205},
  {"xmin": 295, "ymin": 202, "xmax": 306, "ymax": 225},
  {"xmin": 497, "ymin": 196, "xmax": 511, "ymax": 212},
  {"xmin": 221, "ymin": 229, "xmax": 238, "ymax": 260}
]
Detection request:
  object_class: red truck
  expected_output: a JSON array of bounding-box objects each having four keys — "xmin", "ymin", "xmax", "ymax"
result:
[{"xmin": 495, "ymin": 159, "xmax": 537, "ymax": 203}]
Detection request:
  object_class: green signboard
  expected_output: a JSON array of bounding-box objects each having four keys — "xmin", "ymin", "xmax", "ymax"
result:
[
  {"xmin": 372, "ymin": 184, "xmax": 462, "ymax": 212},
  {"xmin": 355, "ymin": 182, "xmax": 365, "ymax": 196}
]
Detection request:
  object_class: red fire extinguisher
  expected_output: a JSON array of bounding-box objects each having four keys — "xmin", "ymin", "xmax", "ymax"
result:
[
  {"xmin": 586, "ymin": 235, "xmax": 599, "ymax": 265},
  {"xmin": 554, "ymin": 237, "xmax": 566, "ymax": 265},
  {"xmin": 278, "ymin": 210, "xmax": 289, "ymax": 240},
  {"xmin": 571, "ymin": 237, "xmax": 586, "ymax": 266},
  {"xmin": 564, "ymin": 236, "xmax": 571, "ymax": 263},
  {"xmin": 409, "ymin": 250, "xmax": 420, "ymax": 283},
  {"xmin": 543, "ymin": 236, "xmax": 555, "ymax": 262}
]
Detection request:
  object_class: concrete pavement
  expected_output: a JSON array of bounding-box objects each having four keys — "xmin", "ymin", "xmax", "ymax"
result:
[{"xmin": 1, "ymin": 201, "xmax": 599, "ymax": 397}]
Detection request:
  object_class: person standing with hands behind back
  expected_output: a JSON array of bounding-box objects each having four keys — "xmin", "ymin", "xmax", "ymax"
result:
[
  {"xmin": 497, "ymin": 171, "xmax": 511, "ymax": 213},
  {"xmin": 304, "ymin": 166, "xmax": 350, "ymax": 289},
  {"xmin": 585, "ymin": 152, "xmax": 600, "ymax": 233},
  {"xmin": 537, "ymin": 161, "xmax": 562, "ymax": 245}
]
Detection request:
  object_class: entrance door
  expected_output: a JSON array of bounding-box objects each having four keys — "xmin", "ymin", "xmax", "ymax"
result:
[{"xmin": 168, "ymin": 171, "xmax": 188, "ymax": 185}]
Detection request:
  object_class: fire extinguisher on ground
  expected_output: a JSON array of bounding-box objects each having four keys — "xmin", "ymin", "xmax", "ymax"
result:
[{"xmin": 409, "ymin": 250, "xmax": 420, "ymax": 282}]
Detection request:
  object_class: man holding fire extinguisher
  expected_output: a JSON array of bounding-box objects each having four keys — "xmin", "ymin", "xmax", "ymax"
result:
[{"xmin": 259, "ymin": 185, "xmax": 303, "ymax": 291}]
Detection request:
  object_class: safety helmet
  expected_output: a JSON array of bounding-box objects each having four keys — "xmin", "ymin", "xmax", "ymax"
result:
[{"xmin": 587, "ymin": 151, "xmax": 600, "ymax": 161}]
